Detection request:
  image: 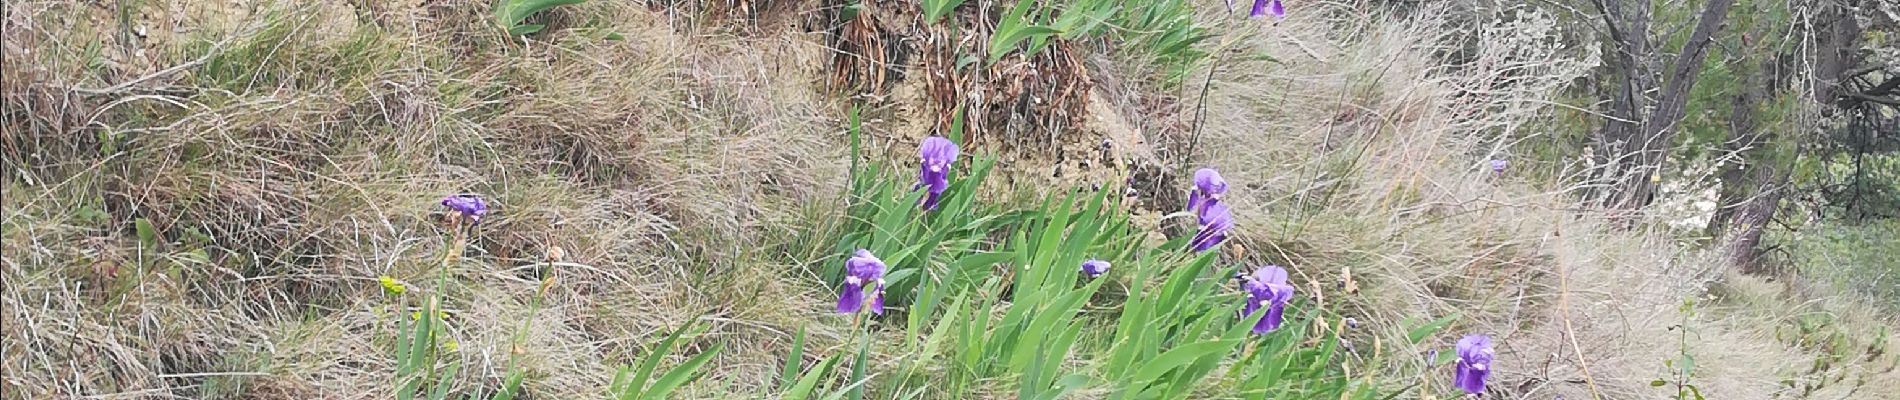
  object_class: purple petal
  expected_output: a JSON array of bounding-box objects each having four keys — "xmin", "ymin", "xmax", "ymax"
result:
[
  {"xmin": 1263, "ymin": 300, "xmax": 1286, "ymax": 332},
  {"xmin": 440, "ymin": 195, "xmax": 488, "ymax": 223},
  {"xmin": 837, "ymin": 280, "xmax": 864, "ymax": 313},
  {"xmin": 1190, "ymin": 168, "xmax": 1227, "ymax": 215},
  {"xmin": 1190, "ymin": 203, "xmax": 1234, "ymax": 252},
  {"xmin": 1189, "ymin": 231, "xmax": 1226, "ymax": 253},
  {"xmin": 916, "ymin": 164, "xmax": 950, "ymax": 210},
  {"xmin": 1187, "ymin": 190, "xmax": 1204, "ymax": 215},
  {"xmin": 922, "ymin": 190, "xmax": 946, "ymax": 210},
  {"xmin": 1081, "ymin": 259, "xmax": 1110, "ymax": 277},
  {"xmin": 1250, "ymin": 310, "xmax": 1274, "ymax": 333},
  {"xmin": 1455, "ymin": 358, "xmax": 1490, "ymax": 394},
  {"xmin": 1244, "ymin": 291, "xmax": 1290, "ymax": 334},
  {"xmin": 1249, "ymin": 0, "xmax": 1268, "ymax": 17},
  {"xmin": 1197, "ymin": 203, "xmax": 1233, "ymax": 231},
  {"xmin": 841, "ymin": 250, "xmax": 888, "ymax": 314},
  {"xmin": 1269, "ymin": 282, "xmax": 1295, "ymax": 303},
  {"xmin": 1193, "ymin": 168, "xmax": 1227, "ymax": 196},
  {"xmin": 1268, "ymin": 0, "xmax": 1285, "ymax": 19},
  {"xmin": 869, "ymin": 282, "xmax": 886, "ymax": 315},
  {"xmin": 847, "ymin": 250, "xmax": 887, "ymax": 281},
  {"xmin": 1250, "ymin": 265, "xmax": 1289, "ymax": 286},
  {"xmin": 1457, "ymin": 335, "xmax": 1494, "ymax": 362},
  {"xmin": 1453, "ymin": 334, "xmax": 1495, "ymax": 394},
  {"xmin": 916, "ymin": 137, "xmax": 959, "ymax": 211},
  {"xmin": 920, "ymin": 136, "xmax": 960, "ymax": 167},
  {"xmin": 1241, "ymin": 297, "xmax": 1268, "ymax": 333}
]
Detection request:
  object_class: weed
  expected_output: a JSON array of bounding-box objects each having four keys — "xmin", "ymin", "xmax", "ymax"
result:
[
  {"xmin": 494, "ymin": 0, "xmax": 589, "ymax": 36},
  {"xmin": 1652, "ymin": 298, "xmax": 1706, "ymax": 400}
]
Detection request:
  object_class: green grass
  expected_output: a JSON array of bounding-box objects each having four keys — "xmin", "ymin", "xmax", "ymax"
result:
[
  {"xmin": 7, "ymin": 1, "xmax": 1900, "ymax": 399},
  {"xmin": 1786, "ymin": 220, "xmax": 1900, "ymax": 308},
  {"xmin": 801, "ymin": 138, "xmax": 1413, "ymax": 398}
]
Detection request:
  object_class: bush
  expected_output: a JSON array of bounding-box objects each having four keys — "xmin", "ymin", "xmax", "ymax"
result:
[{"xmin": 1787, "ymin": 221, "xmax": 1900, "ymax": 307}]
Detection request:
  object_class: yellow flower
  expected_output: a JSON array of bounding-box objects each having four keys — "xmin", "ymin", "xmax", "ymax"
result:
[
  {"xmin": 379, "ymin": 275, "xmax": 407, "ymax": 296},
  {"xmin": 443, "ymin": 341, "xmax": 459, "ymax": 352}
]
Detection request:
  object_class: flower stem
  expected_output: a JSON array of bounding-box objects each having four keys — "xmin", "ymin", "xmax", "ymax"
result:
[{"xmin": 847, "ymin": 308, "xmax": 870, "ymax": 400}]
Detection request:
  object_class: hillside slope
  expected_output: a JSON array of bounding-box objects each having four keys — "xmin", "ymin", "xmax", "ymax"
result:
[{"xmin": 3, "ymin": 1, "xmax": 1896, "ymax": 399}]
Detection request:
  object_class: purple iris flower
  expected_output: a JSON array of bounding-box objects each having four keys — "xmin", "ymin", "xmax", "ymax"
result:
[
  {"xmin": 440, "ymin": 195, "xmax": 488, "ymax": 224},
  {"xmin": 1454, "ymin": 334, "xmax": 1495, "ymax": 395},
  {"xmin": 1251, "ymin": 0, "xmax": 1285, "ymax": 19},
  {"xmin": 1490, "ymin": 159, "xmax": 1508, "ymax": 174},
  {"xmin": 1189, "ymin": 202, "xmax": 1233, "ymax": 252},
  {"xmin": 1080, "ymin": 259, "xmax": 1110, "ymax": 278},
  {"xmin": 1241, "ymin": 265, "xmax": 1295, "ymax": 334},
  {"xmin": 837, "ymin": 249, "xmax": 888, "ymax": 315},
  {"xmin": 1188, "ymin": 168, "xmax": 1227, "ymax": 217},
  {"xmin": 916, "ymin": 137, "xmax": 960, "ymax": 210}
]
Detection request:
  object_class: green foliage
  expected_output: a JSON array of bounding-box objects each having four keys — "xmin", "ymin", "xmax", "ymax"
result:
[
  {"xmin": 494, "ymin": 0, "xmax": 589, "ymax": 36},
  {"xmin": 988, "ymin": 0, "xmax": 1066, "ymax": 63},
  {"xmin": 922, "ymin": 0, "xmax": 968, "ymax": 24},
  {"xmin": 1108, "ymin": 0, "xmax": 1210, "ymax": 86},
  {"xmin": 835, "ymin": 147, "xmax": 1376, "ymax": 397},
  {"xmin": 987, "ymin": 0, "xmax": 1120, "ymax": 63},
  {"xmin": 393, "ymin": 294, "xmax": 468, "ymax": 400},
  {"xmin": 1100, "ymin": 249, "xmax": 1379, "ymax": 399},
  {"xmin": 134, "ymin": 217, "xmax": 158, "ymax": 249},
  {"xmin": 766, "ymin": 324, "xmax": 859, "ymax": 400},
  {"xmin": 388, "ymin": 102, "xmax": 1397, "ymax": 399},
  {"xmin": 1051, "ymin": 0, "xmax": 1118, "ymax": 41},
  {"xmin": 1783, "ymin": 220, "xmax": 1900, "ymax": 305},
  {"xmin": 608, "ymin": 320, "xmax": 726, "ymax": 400},
  {"xmin": 1406, "ymin": 313, "xmax": 1460, "ymax": 345},
  {"xmin": 1801, "ymin": 153, "xmax": 1900, "ymax": 220},
  {"xmin": 923, "ymin": 190, "xmax": 1138, "ymax": 398},
  {"xmin": 832, "ymin": 125, "xmax": 1015, "ymax": 308},
  {"xmin": 973, "ymin": 0, "xmax": 1207, "ymax": 84},
  {"xmin": 390, "ymin": 230, "xmax": 537, "ymax": 400},
  {"xmin": 187, "ymin": 13, "xmax": 396, "ymax": 93},
  {"xmin": 1654, "ymin": 298, "xmax": 1705, "ymax": 400},
  {"xmin": 1772, "ymin": 310, "xmax": 1892, "ymax": 397}
]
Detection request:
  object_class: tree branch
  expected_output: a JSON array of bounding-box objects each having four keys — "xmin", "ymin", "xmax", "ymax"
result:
[
  {"xmin": 1863, "ymin": 76, "xmax": 1900, "ymax": 96},
  {"xmin": 1844, "ymin": 92, "xmax": 1900, "ymax": 106},
  {"xmin": 1643, "ymin": 0, "xmax": 1736, "ymax": 135}
]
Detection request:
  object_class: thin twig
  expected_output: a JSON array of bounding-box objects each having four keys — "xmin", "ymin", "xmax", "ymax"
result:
[
  {"xmin": 73, "ymin": 35, "xmax": 237, "ymax": 95},
  {"xmin": 1182, "ymin": 44, "xmax": 1231, "ymax": 172},
  {"xmin": 1554, "ymin": 227, "xmax": 1606, "ymax": 400}
]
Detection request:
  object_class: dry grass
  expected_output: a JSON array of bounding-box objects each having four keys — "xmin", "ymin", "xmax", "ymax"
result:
[
  {"xmin": 5, "ymin": 1, "xmax": 1897, "ymax": 399},
  {"xmin": 4, "ymin": 1, "xmax": 849, "ymax": 398},
  {"xmin": 1192, "ymin": 2, "xmax": 1899, "ymax": 399}
]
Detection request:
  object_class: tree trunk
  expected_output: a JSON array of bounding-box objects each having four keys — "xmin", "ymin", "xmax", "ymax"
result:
[
  {"xmin": 1706, "ymin": 55, "xmax": 1772, "ymax": 236},
  {"xmin": 1723, "ymin": 163, "xmax": 1785, "ymax": 273},
  {"xmin": 1811, "ymin": 0, "xmax": 1862, "ymax": 103},
  {"xmin": 1590, "ymin": 0, "xmax": 1655, "ymax": 210},
  {"xmin": 1592, "ymin": 0, "xmax": 1736, "ymax": 211},
  {"xmin": 1709, "ymin": 53, "xmax": 1787, "ymax": 274},
  {"xmin": 1719, "ymin": 0, "xmax": 1875, "ymax": 272}
]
